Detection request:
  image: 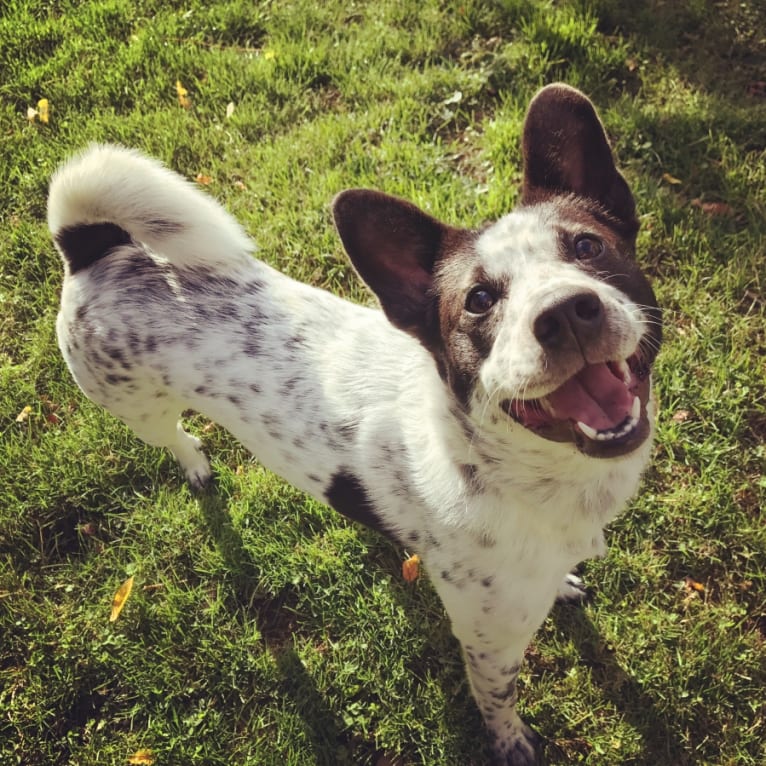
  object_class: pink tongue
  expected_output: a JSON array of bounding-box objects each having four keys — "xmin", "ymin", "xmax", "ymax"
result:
[{"xmin": 548, "ymin": 363, "xmax": 633, "ymax": 431}]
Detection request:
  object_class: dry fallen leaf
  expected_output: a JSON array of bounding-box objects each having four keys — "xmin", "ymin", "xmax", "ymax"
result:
[
  {"xmin": 225, "ymin": 101, "xmax": 235, "ymax": 119},
  {"xmin": 661, "ymin": 172, "xmax": 682, "ymax": 185},
  {"xmin": 691, "ymin": 198, "xmax": 735, "ymax": 217},
  {"xmin": 128, "ymin": 749, "xmax": 155, "ymax": 765},
  {"xmin": 176, "ymin": 80, "xmax": 192, "ymax": 109},
  {"xmin": 684, "ymin": 576, "xmax": 705, "ymax": 593},
  {"xmin": 37, "ymin": 98, "xmax": 50, "ymax": 123},
  {"xmin": 16, "ymin": 405, "xmax": 32, "ymax": 423},
  {"xmin": 110, "ymin": 575, "xmax": 135, "ymax": 622},
  {"xmin": 195, "ymin": 173, "xmax": 213, "ymax": 185},
  {"xmin": 402, "ymin": 554, "xmax": 421, "ymax": 583},
  {"xmin": 671, "ymin": 409, "xmax": 690, "ymax": 422}
]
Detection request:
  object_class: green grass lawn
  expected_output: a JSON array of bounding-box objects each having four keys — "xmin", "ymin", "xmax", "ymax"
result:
[{"xmin": 1, "ymin": 1, "xmax": 764, "ymax": 764}]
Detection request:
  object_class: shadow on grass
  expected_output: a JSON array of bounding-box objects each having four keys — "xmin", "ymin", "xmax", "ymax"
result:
[
  {"xmin": 596, "ymin": 0, "xmax": 766, "ymax": 101},
  {"xmin": 195, "ymin": 486, "xmax": 382, "ymax": 766},
  {"xmin": 549, "ymin": 603, "xmax": 691, "ymax": 766}
]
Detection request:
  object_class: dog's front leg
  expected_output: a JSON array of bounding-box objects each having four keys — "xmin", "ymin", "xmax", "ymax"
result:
[
  {"xmin": 437, "ymin": 576, "xmax": 545, "ymax": 764},
  {"xmin": 460, "ymin": 640, "xmax": 543, "ymax": 766}
]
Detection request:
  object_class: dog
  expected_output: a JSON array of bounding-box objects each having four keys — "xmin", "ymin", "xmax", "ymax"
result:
[{"xmin": 48, "ymin": 84, "xmax": 661, "ymax": 765}]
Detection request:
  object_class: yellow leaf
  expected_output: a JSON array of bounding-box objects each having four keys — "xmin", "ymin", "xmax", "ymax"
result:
[
  {"xmin": 37, "ymin": 98, "xmax": 50, "ymax": 124},
  {"xmin": 402, "ymin": 554, "xmax": 421, "ymax": 583},
  {"xmin": 26, "ymin": 106, "xmax": 38, "ymax": 122},
  {"xmin": 195, "ymin": 173, "xmax": 213, "ymax": 186},
  {"xmin": 110, "ymin": 576, "xmax": 135, "ymax": 622},
  {"xmin": 263, "ymin": 49, "xmax": 276, "ymax": 60},
  {"xmin": 661, "ymin": 172, "xmax": 682, "ymax": 185},
  {"xmin": 16, "ymin": 405, "xmax": 33, "ymax": 423},
  {"xmin": 128, "ymin": 749, "xmax": 155, "ymax": 765},
  {"xmin": 176, "ymin": 80, "xmax": 192, "ymax": 109},
  {"xmin": 684, "ymin": 576, "xmax": 705, "ymax": 593}
]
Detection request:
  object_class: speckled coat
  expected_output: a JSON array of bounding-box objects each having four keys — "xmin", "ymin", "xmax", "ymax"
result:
[{"xmin": 49, "ymin": 84, "xmax": 661, "ymax": 765}]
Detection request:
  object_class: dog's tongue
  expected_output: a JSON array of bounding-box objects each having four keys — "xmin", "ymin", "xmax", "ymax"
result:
[{"xmin": 548, "ymin": 363, "xmax": 633, "ymax": 431}]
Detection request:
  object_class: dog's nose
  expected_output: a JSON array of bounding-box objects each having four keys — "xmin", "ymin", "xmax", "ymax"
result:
[{"xmin": 533, "ymin": 291, "xmax": 603, "ymax": 349}]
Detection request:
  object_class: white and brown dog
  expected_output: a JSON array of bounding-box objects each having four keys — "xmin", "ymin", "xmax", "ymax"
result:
[{"xmin": 49, "ymin": 84, "xmax": 661, "ymax": 765}]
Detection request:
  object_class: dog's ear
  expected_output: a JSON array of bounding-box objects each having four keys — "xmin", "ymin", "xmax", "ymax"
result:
[
  {"xmin": 521, "ymin": 83, "xmax": 637, "ymax": 238},
  {"xmin": 333, "ymin": 189, "xmax": 465, "ymax": 344}
]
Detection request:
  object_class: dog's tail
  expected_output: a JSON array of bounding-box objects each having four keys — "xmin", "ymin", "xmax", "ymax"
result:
[{"xmin": 48, "ymin": 144, "xmax": 254, "ymax": 274}]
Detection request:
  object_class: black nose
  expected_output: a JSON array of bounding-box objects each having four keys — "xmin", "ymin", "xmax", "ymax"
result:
[{"xmin": 533, "ymin": 291, "xmax": 603, "ymax": 349}]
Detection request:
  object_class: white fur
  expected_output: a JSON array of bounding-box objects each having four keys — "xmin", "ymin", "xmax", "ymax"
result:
[
  {"xmin": 48, "ymin": 144, "xmax": 253, "ymax": 271},
  {"xmin": 50, "ymin": 144, "xmax": 655, "ymax": 766}
]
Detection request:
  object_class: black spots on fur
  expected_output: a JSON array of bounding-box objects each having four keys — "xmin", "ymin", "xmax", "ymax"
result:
[
  {"xmin": 243, "ymin": 338, "xmax": 261, "ymax": 358},
  {"xmin": 243, "ymin": 278, "xmax": 266, "ymax": 294},
  {"xmin": 325, "ymin": 469, "xmax": 389, "ymax": 537},
  {"xmin": 216, "ymin": 303, "xmax": 241, "ymax": 322},
  {"xmin": 318, "ymin": 421, "xmax": 342, "ymax": 451},
  {"xmin": 481, "ymin": 576, "xmax": 494, "ymax": 588},
  {"xmin": 285, "ymin": 334, "xmax": 306, "ymax": 353},
  {"xmin": 145, "ymin": 335, "xmax": 157, "ymax": 354},
  {"xmin": 281, "ymin": 376, "xmax": 302, "ymax": 395},
  {"xmin": 194, "ymin": 384, "xmax": 222, "ymax": 401},
  {"xmin": 102, "ymin": 345, "xmax": 131, "ymax": 370},
  {"xmin": 57, "ymin": 223, "xmax": 133, "ymax": 274},
  {"xmin": 490, "ymin": 678, "xmax": 518, "ymax": 704},
  {"xmin": 145, "ymin": 218, "xmax": 183, "ymax": 235},
  {"xmin": 75, "ymin": 305, "xmax": 88, "ymax": 322},
  {"xmin": 227, "ymin": 394, "xmax": 242, "ymax": 408},
  {"xmin": 336, "ymin": 421, "xmax": 357, "ymax": 441},
  {"xmin": 261, "ymin": 412, "xmax": 281, "ymax": 431},
  {"xmin": 104, "ymin": 373, "xmax": 132, "ymax": 386},
  {"xmin": 459, "ymin": 462, "xmax": 484, "ymax": 493},
  {"xmin": 248, "ymin": 383, "xmax": 261, "ymax": 394},
  {"xmin": 407, "ymin": 530, "xmax": 421, "ymax": 545},
  {"xmin": 127, "ymin": 332, "xmax": 142, "ymax": 357}
]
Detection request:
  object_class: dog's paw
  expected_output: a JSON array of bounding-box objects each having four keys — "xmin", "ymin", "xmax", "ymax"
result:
[
  {"xmin": 172, "ymin": 433, "xmax": 213, "ymax": 492},
  {"xmin": 555, "ymin": 572, "xmax": 588, "ymax": 603},
  {"xmin": 492, "ymin": 721, "xmax": 544, "ymax": 766},
  {"xmin": 186, "ymin": 461, "xmax": 213, "ymax": 493}
]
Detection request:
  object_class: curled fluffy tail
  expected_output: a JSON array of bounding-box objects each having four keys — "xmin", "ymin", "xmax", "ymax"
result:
[{"xmin": 48, "ymin": 144, "xmax": 254, "ymax": 273}]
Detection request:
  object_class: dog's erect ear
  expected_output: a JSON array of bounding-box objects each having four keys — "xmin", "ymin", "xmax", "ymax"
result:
[
  {"xmin": 332, "ymin": 189, "xmax": 466, "ymax": 345},
  {"xmin": 521, "ymin": 83, "xmax": 637, "ymax": 238}
]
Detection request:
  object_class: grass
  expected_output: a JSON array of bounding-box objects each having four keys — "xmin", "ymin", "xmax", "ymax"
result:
[{"xmin": 1, "ymin": 0, "xmax": 764, "ymax": 764}]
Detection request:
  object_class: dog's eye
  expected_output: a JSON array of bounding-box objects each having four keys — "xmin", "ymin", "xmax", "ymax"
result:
[
  {"xmin": 574, "ymin": 235, "xmax": 603, "ymax": 260},
  {"xmin": 465, "ymin": 287, "xmax": 495, "ymax": 315}
]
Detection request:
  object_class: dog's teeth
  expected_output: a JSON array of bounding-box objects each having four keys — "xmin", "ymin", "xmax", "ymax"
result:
[
  {"xmin": 577, "ymin": 421, "xmax": 599, "ymax": 440},
  {"xmin": 616, "ymin": 359, "xmax": 632, "ymax": 386},
  {"xmin": 578, "ymin": 398, "xmax": 642, "ymax": 443}
]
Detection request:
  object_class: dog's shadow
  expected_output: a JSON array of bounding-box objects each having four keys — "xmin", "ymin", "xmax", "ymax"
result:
[
  {"xmin": 197, "ymin": 485, "xmax": 688, "ymax": 766},
  {"xmin": 196, "ymin": 486, "xmax": 383, "ymax": 766},
  {"xmin": 546, "ymin": 602, "xmax": 690, "ymax": 766}
]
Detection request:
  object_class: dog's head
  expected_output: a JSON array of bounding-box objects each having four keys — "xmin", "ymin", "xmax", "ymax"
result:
[{"xmin": 333, "ymin": 84, "xmax": 661, "ymax": 459}]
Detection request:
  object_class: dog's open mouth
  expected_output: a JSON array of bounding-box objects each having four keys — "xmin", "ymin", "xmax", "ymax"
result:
[{"xmin": 501, "ymin": 354, "xmax": 652, "ymax": 457}]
